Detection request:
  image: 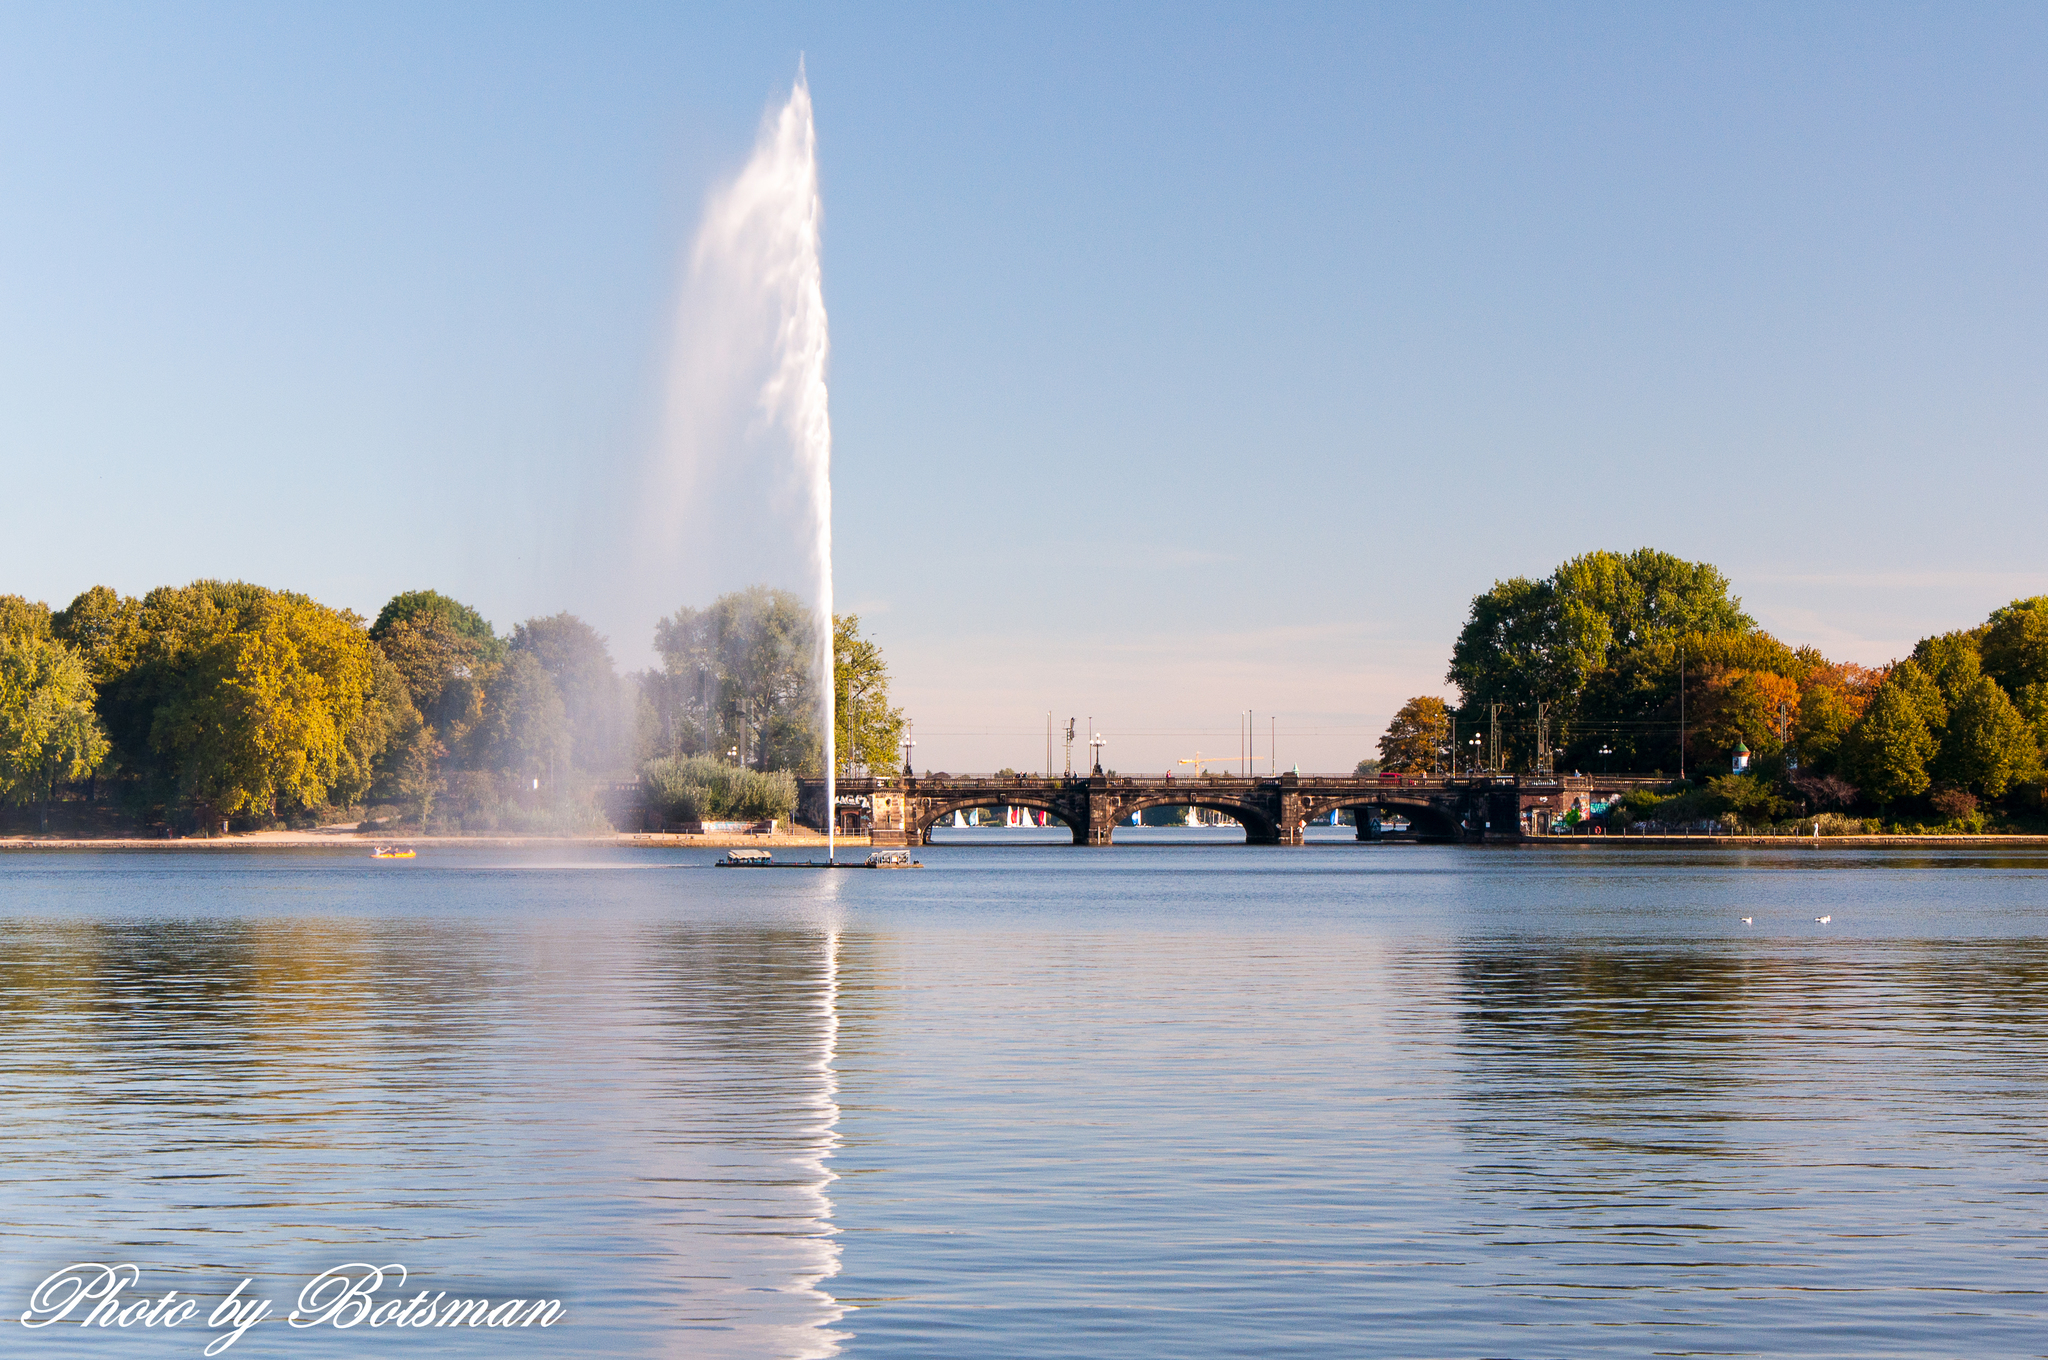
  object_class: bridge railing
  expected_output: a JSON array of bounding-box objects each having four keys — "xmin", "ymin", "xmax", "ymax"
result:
[{"xmin": 811, "ymin": 771, "xmax": 1677, "ymax": 792}]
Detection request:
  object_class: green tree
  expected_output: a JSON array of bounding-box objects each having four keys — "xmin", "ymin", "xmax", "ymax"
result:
[
  {"xmin": 1706, "ymin": 770, "xmax": 1794, "ymax": 827},
  {"xmin": 1912, "ymin": 630, "xmax": 1984, "ymax": 709},
  {"xmin": 2012, "ymin": 682, "xmax": 2048, "ymax": 759},
  {"xmin": 472, "ymin": 650, "xmax": 569, "ymax": 785},
  {"xmin": 652, "ymin": 586, "xmax": 819, "ymax": 772},
  {"xmin": 1934, "ymin": 674, "xmax": 2040, "ymax": 798},
  {"xmin": 373, "ymin": 613, "xmax": 492, "ymax": 745},
  {"xmin": 369, "ymin": 591, "xmax": 504, "ymax": 784},
  {"xmin": 1449, "ymin": 549, "xmax": 1754, "ymax": 767},
  {"xmin": 1979, "ymin": 597, "xmax": 2048, "ymax": 695},
  {"xmin": 1842, "ymin": 663, "xmax": 1940, "ymax": 806},
  {"xmin": 834, "ymin": 613, "xmax": 904, "ymax": 774},
  {"xmin": 1971, "ymin": 596, "xmax": 2048, "ymax": 793},
  {"xmin": 374, "ymin": 720, "xmax": 444, "ymax": 824},
  {"xmin": 0, "ymin": 634, "xmax": 110, "ymax": 830},
  {"xmin": 1889, "ymin": 658, "xmax": 1949, "ymax": 736},
  {"xmin": 1550, "ymin": 549, "xmax": 1754, "ymax": 665},
  {"xmin": 1796, "ymin": 686, "xmax": 1858, "ymax": 773},
  {"xmin": 98, "ymin": 583, "xmax": 381, "ymax": 825},
  {"xmin": 1378, "ymin": 696, "xmax": 1450, "ymax": 772},
  {"xmin": 52, "ymin": 586, "xmax": 143, "ymax": 684},
  {"xmin": 1793, "ymin": 666, "xmax": 1878, "ymax": 774},
  {"xmin": 511, "ymin": 612, "xmax": 622, "ymax": 775},
  {"xmin": 1447, "ymin": 575, "xmax": 1559, "ymax": 713},
  {"xmin": 372, "ymin": 590, "xmax": 504, "ymax": 659},
  {"xmin": 339, "ymin": 645, "xmax": 418, "ymax": 812},
  {"xmin": 1562, "ymin": 628, "xmax": 1811, "ymax": 773},
  {"xmin": 147, "ymin": 591, "xmax": 377, "ymax": 822},
  {"xmin": 0, "ymin": 595, "xmax": 54, "ymax": 641}
]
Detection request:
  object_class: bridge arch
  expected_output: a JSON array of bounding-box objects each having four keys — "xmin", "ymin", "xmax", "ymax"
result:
[
  {"xmin": 1295, "ymin": 794, "xmax": 1464, "ymax": 842},
  {"xmin": 1113, "ymin": 796, "xmax": 1280, "ymax": 845},
  {"xmin": 910, "ymin": 797, "xmax": 1076, "ymax": 844}
]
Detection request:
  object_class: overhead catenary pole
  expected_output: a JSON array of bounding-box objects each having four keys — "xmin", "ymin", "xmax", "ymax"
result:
[{"xmin": 1679, "ymin": 643, "xmax": 1687, "ymax": 781}]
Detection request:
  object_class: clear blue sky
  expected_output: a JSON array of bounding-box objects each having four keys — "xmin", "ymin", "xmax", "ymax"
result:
[{"xmin": 4, "ymin": 3, "xmax": 2045, "ymax": 772}]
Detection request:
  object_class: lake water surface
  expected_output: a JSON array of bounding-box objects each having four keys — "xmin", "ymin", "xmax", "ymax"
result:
[{"xmin": 2, "ymin": 839, "xmax": 2045, "ymax": 1357}]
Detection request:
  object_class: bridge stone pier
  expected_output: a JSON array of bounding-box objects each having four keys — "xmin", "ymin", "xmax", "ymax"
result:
[{"xmin": 799, "ymin": 772, "xmax": 1670, "ymax": 846}]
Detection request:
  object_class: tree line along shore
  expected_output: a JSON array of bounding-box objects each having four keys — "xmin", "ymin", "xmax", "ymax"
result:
[
  {"xmin": 6, "ymin": 550, "xmax": 2046, "ymax": 842},
  {"xmin": 0, "ymin": 583, "xmax": 903, "ymax": 837},
  {"xmin": 1368, "ymin": 549, "xmax": 2048, "ymax": 836}
]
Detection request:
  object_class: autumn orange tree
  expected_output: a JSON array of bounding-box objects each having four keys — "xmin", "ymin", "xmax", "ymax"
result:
[{"xmin": 1376, "ymin": 696, "xmax": 1450, "ymax": 773}]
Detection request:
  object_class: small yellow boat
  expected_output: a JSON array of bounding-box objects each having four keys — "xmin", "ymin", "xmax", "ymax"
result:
[{"xmin": 371, "ymin": 847, "xmax": 416, "ymax": 860}]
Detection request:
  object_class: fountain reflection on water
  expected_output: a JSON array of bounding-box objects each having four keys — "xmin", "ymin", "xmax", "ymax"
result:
[
  {"xmin": 12, "ymin": 846, "xmax": 2048, "ymax": 1356},
  {"xmin": 0, "ymin": 854, "xmax": 852, "ymax": 1358}
]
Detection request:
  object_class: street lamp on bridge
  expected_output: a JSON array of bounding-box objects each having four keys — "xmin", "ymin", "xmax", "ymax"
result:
[{"xmin": 902, "ymin": 722, "xmax": 916, "ymax": 776}]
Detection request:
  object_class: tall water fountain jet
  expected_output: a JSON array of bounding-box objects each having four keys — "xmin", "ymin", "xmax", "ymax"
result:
[{"xmin": 658, "ymin": 65, "xmax": 835, "ymax": 857}]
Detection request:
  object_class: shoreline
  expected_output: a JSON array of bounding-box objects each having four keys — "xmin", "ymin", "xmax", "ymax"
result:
[
  {"xmin": 2, "ymin": 830, "xmax": 2043, "ymax": 852},
  {"xmin": 1499, "ymin": 833, "xmax": 2048, "ymax": 848},
  {"xmin": 0, "ymin": 829, "xmax": 864, "ymax": 852}
]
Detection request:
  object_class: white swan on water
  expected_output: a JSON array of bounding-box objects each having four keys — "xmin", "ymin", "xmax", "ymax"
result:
[
  {"xmin": 1816, "ymin": 915, "xmax": 1832, "ymax": 924},
  {"xmin": 1741, "ymin": 916, "xmax": 1753, "ymax": 924}
]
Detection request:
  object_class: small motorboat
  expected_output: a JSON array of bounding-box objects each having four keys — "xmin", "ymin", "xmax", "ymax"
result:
[
  {"xmin": 864, "ymin": 850, "xmax": 920, "ymax": 869},
  {"xmin": 718, "ymin": 848, "xmax": 775, "ymax": 867},
  {"xmin": 371, "ymin": 847, "xmax": 416, "ymax": 860}
]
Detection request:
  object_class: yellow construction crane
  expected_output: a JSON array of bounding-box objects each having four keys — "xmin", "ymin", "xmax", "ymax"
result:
[{"xmin": 1175, "ymin": 753, "xmax": 1233, "ymax": 775}]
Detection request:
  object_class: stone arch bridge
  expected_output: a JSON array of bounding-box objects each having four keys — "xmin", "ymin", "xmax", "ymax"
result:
[{"xmin": 799, "ymin": 772, "xmax": 1671, "ymax": 846}]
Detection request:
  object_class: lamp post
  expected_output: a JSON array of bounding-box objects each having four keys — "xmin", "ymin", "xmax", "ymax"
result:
[
  {"xmin": 1599, "ymin": 743, "xmax": 1613, "ymax": 773},
  {"xmin": 1469, "ymin": 734, "xmax": 1483, "ymax": 772},
  {"xmin": 1089, "ymin": 726, "xmax": 1106, "ymax": 775},
  {"xmin": 901, "ymin": 722, "xmax": 916, "ymax": 776}
]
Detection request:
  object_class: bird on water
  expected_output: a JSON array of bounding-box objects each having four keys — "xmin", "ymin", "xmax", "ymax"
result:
[
  {"xmin": 1741, "ymin": 916, "xmax": 1753, "ymax": 924},
  {"xmin": 1816, "ymin": 915, "xmax": 1832, "ymax": 924}
]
